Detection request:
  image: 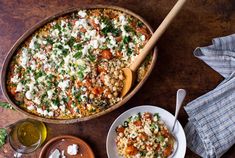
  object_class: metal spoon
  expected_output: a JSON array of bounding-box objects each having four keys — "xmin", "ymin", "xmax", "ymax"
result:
[
  {"xmin": 169, "ymin": 89, "xmax": 186, "ymax": 158},
  {"xmin": 121, "ymin": 0, "xmax": 187, "ymax": 97},
  {"xmin": 172, "ymin": 89, "xmax": 186, "ymax": 132}
]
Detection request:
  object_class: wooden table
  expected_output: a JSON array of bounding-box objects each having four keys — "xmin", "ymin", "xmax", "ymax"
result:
[{"xmin": 0, "ymin": 0, "xmax": 235, "ymax": 157}]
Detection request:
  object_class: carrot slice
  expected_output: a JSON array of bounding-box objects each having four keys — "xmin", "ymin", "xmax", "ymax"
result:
[
  {"xmin": 125, "ymin": 145, "xmax": 138, "ymax": 155},
  {"xmin": 101, "ymin": 50, "xmax": 112, "ymax": 60}
]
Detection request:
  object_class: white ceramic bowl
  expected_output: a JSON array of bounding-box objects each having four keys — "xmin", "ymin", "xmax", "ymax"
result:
[{"xmin": 106, "ymin": 105, "xmax": 186, "ymax": 158}]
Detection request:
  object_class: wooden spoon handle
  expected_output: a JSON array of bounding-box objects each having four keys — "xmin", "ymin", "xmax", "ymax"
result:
[{"xmin": 130, "ymin": 0, "xmax": 187, "ymax": 72}]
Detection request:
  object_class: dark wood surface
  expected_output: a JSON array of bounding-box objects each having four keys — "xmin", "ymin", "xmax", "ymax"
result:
[{"xmin": 0, "ymin": 0, "xmax": 234, "ymax": 157}]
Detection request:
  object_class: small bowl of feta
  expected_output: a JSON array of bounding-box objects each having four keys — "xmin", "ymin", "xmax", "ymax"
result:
[
  {"xmin": 39, "ymin": 135, "xmax": 94, "ymax": 158},
  {"xmin": 106, "ymin": 105, "xmax": 186, "ymax": 158}
]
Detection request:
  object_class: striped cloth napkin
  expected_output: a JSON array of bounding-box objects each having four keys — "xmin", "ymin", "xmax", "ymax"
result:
[{"xmin": 184, "ymin": 34, "xmax": 235, "ymax": 158}]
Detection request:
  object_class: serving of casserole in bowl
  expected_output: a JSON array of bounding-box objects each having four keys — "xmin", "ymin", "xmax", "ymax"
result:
[{"xmin": 1, "ymin": 5, "xmax": 157, "ymax": 123}]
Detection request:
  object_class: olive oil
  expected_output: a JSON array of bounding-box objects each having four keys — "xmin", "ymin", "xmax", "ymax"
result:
[
  {"xmin": 17, "ymin": 120, "xmax": 47, "ymax": 146},
  {"xmin": 9, "ymin": 119, "xmax": 47, "ymax": 153}
]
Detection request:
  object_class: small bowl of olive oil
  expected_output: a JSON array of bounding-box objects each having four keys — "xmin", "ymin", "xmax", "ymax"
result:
[{"xmin": 8, "ymin": 119, "xmax": 47, "ymax": 153}]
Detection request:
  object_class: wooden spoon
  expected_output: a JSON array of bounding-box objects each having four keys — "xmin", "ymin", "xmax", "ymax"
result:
[{"xmin": 121, "ymin": 0, "xmax": 187, "ymax": 97}]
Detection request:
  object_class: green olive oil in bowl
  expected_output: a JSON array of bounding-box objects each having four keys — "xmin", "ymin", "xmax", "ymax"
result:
[{"xmin": 9, "ymin": 119, "xmax": 47, "ymax": 153}]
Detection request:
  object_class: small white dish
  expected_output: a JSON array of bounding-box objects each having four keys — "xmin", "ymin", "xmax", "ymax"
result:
[{"xmin": 106, "ymin": 105, "xmax": 186, "ymax": 158}]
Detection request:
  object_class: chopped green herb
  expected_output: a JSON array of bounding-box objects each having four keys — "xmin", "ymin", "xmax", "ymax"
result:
[
  {"xmin": 77, "ymin": 71, "xmax": 84, "ymax": 80},
  {"xmin": 68, "ymin": 22, "xmax": 72, "ymax": 30},
  {"xmin": 124, "ymin": 25, "xmax": 134, "ymax": 33},
  {"xmin": 35, "ymin": 71, "xmax": 44, "ymax": 79},
  {"xmin": 46, "ymin": 37, "xmax": 54, "ymax": 45},
  {"xmin": 73, "ymin": 43, "xmax": 83, "ymax": 50},
  {"xmin": 62, "ymin": 97, "xmax": 69, "ymax": 103},
  {"xmin": 67, "ymin": 37, "xmax": 76, "ymax": 47},
  {"xmin": 154, "ymin": 113, "xmax": 160, "ymax": 120},
  {"xmin": 52, "ymin": 98, "xmax": 59, "ymax": 106},
  {"xmin": 137, "ymin": 21, "xmax": 144, "ymax": 27},
  {"xmin": 127, "ymin": 48, "xmax": 132, "ymax": 56},
  {"xmin": 123, "ymin": 36, "xmax": 131, "ymax": 44},
  {"xmin": 74, "ymin": 51, "xmax": 82, "ymax": 59},
  {"xmin": 0, "ymin": 102, "xmax": 14, "ymax": 110},
  {"xmin": 87, "ymin": 53, "xmax": 96, "ymax": 62},
  {"xmin": 53, "ymin": 23, "xmax": 61, "ymax": 31},
  {"xmin": 34, "ymin": 41, "xmax": 41, "ymax": 50},
  {"xmin": 158, "ymin": 135, "xmax": 165, "ymax": 142},
  {"xmin": 57, "ymin": 44, "xmax": 63, "ymax": 50},
  {"xmin": 62, "ymin": 48, "xmax": 69, "ymax": 56},
  {"xmin": 100, "ymin": 45, "xmax": 108, "ymax": 50},
  {"xmin": 123, "ymin": 121, "xmax": 129, "ymax": 127},
  {"xmin": 101, "ymin": 16, "xmax": 120, "ymax": 36},
  {"xmin": 112, "ymin": 28, "xmax": 120, "ymax": 37},
  {"xmin": 0, "ymin": 128, "xmax": 7, "ymax": 148}
]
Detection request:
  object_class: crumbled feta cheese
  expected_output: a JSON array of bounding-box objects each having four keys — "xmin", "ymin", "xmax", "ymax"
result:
[
  {"xmin": 59, "ymin": 105, "xmax": 66, "ymax": 112},
  {"xmin": 90, "ymin": 39, "xmax": 99, "ymax": 49},
  {"xmin": 43, "ymin": 110, "xmax": 49, "ymax": 116},
  {"xmin": 128, "ymin": 42, "xmax": 135, "ymax": 49},
  {"xmin": 49, "ymin": 149, "xmax": 60, "ymax": 158},
  {"xmin": 58, "ymin": 80, "xmax": 70, "ymax": 91},
  {"xmin": 29, "ymin": 37, "xmax": 36, "ymax": 49},
  {"xmin": 119, "ymin": 14, "xmax": 128, "ymax": 25},
  {"xmin": 67, "ymin": 144, "xmax": 78, "ymax": 156},
  {"xmin": 25, "ymin": 91, "xmax": 33, "ymax": 100},
  {"xmin": 47, "ymin": 89, "xmax": 54, "ymax": 99},
  {"xmin": 36, "ymin": 108, "xmax": 44, "ymax": 115},
  {"xmin": 48, "ymin": 111, "xmax": 54, "ymax": 117},
  {"xmin": 109, "ymin": 35, "xmax": 117, "ymax": 47},
  {"xmin": 42, "ymin": 40, "xmax": 47, "ymax": 45},
  {"xmin": 140, "ymin": 35, "xmax": 146, "ymax": 41},
  {"xmin": 36, "ymin": 52, "xmax": 47, "ymax": 60},
  {"xmin": 27, "ymin": 105, "xmax": 35, "ymax": 111},
  {"xmin": 51, "ymin": 29, "xmax": 60, "ymax": 37},
  {"xmin": 31, "ymin": 60, "xmax": 36, "ymax": 70},
  {"xmin": 78, "ymin": 10, "xmax": 87, "ymax": 18},
  {"xmin": 20, "ymin": 48, "xmax": 29, "ymax": 68},
  {"xmin": 75, "ymin": 19, "xmax": 88, "ymax": 29},
  {"xmin": 82, "ymin": 45, "xmax": 89, "ymax": 56},
  {"xmin": 94, "ymin": 18, "xmax": 99, "ymax": 24},
  {"xmin": 100, "ymin": 23, "xmax": 106, "ymax": 29},
  {"xmin": 11, "ymin": 75, "xmax": 19, "ymax": 83},
  {"xmin": 16, "ymin": 83, "xmax": 23, "ymax": 92},
  {"xmin": 33, "ymin": 97, "xmax": 41, "ymax": 105},
  {"xmin": 51, "ymin": 103, "xmax": 58, "ymax": 110}
]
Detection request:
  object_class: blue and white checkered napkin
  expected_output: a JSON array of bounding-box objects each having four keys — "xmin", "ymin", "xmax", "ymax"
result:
[{"xmin": 184, "ymin": 34, "xmax": 235, "ymax": 158}]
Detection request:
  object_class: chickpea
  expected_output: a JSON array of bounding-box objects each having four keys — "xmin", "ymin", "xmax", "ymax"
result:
[
  {"xmin": 141, "ymin": 145, "xmax": 145, "ymax": 150},
  {"xmin": 110, "ymin": 67, "xmax": 114, "ymax": 72},
  {"xmin": 115, "ymin": 82, "xmax": 119, "ymax": 87},
  {"xmin": 108, "ymin": 94, "xmax": 113, "ymax": 99},
  {"xmin": 119, "ymin": 74, "xmax": 124, "ymax": 80},
  {"xmin": 110, "ymin": 78, "xmax": 115, "ymax": 84},
  {"xmin": 114, "ymin": 70, "xmax": 119, "ymax": 76},
  {"xmin": 113, "ymin": 92, "xmax": 118, "ymax": 97},
  {"xmin": 89, "ymin": 93, "xmax": 94, "ymax": 99},
  {"xmin": 113, "ymin": 86, "xmax": 117, "ymax": 91},
  {"xmin": 91, "ymin": 78, "xmax": 96, "ymax": 83}
]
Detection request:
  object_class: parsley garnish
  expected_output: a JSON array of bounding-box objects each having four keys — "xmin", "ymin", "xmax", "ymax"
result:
[
  {"xmin": 67, "ymin": 37, "xmax": 76, "ymax": 47},
  {"xmin": 0, "ymin": 102, "xmax": 14, "ymax": 110},
  {"xmin": 77, "ymin": 71, "xmax": 84, "ymax": 80},
  {"xmin": 123, "ymin": 36, "xmax": 131, "ymax": 44},
  {"xmin": 127, "ymin": 48, "xmax": 132, "ymax": 56},
  {"xmin": 0, "ymin": 128, "xmax": 7, "ymax": 148},
  {"xmin": 74, "ymin": 51, "xmax": 82, "ymax": 59}
]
